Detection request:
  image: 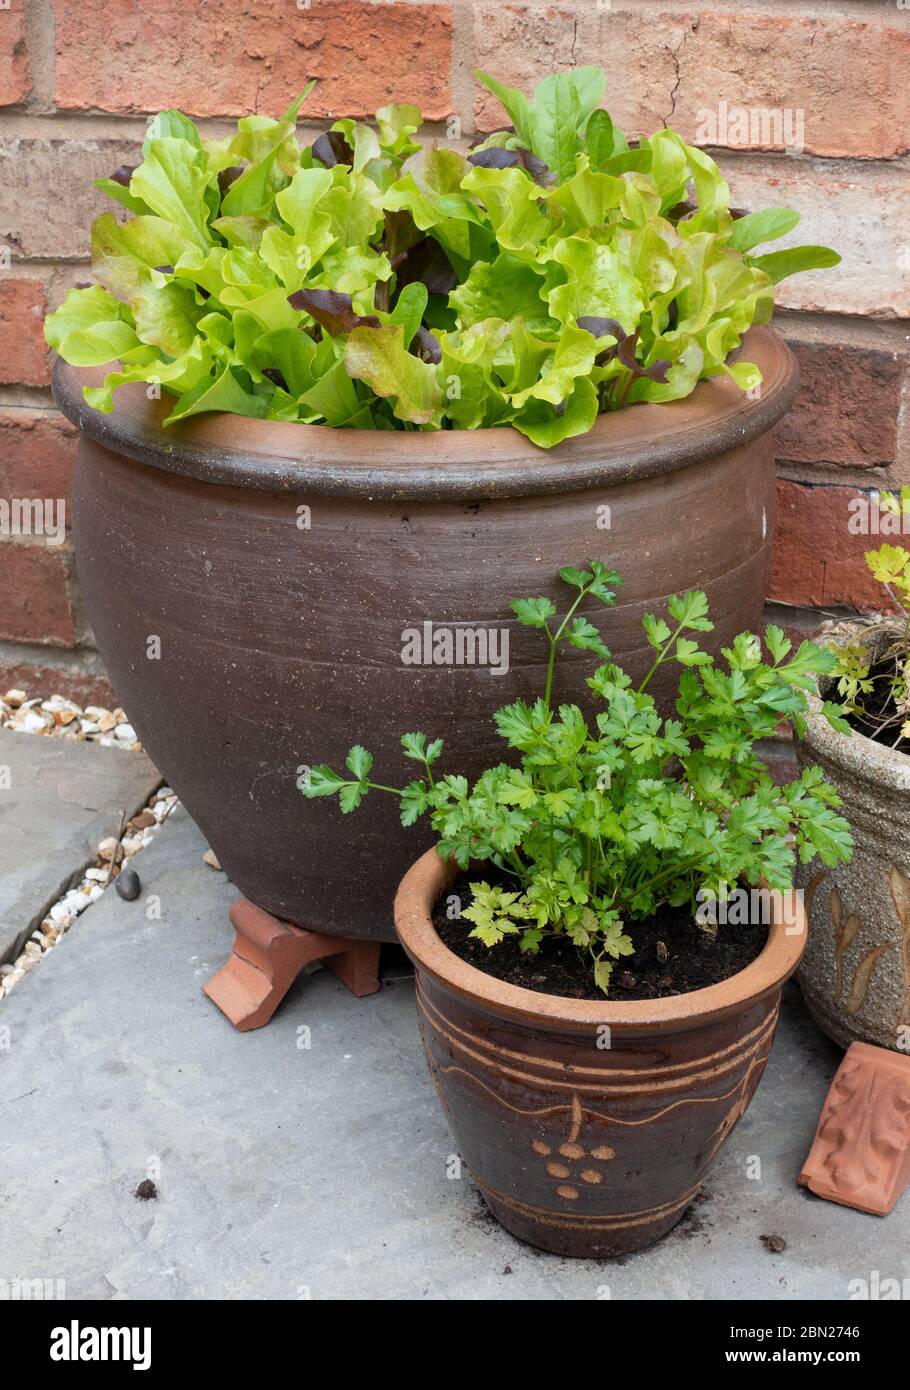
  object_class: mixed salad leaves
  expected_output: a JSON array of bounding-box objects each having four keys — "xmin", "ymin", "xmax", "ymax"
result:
[{"xmin": 46, "ymin": 68, "xmax": 839, "ymax": 448}]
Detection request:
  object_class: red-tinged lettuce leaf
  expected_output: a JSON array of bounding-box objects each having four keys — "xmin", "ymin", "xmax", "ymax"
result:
[
  {"xmin": 577, "ymin": 316, "xmax": 626, "ymax": 345},
  {"xmin": 410, "ymin": 325, "xmax": 442, "ymax": 364},
  {"xmin": 393, "ymin": 236, "xmax": 457, "ymax": 296},
  {"xmin": 468, "ymin": 147, "xmax": 519, "ymax": 171},
  {"xmin": 287, "ymin": 288, "xmax": 381, "ymax": 336},
  {"xmin": 217, "ymin": 165, "xmax": 246, "ymax": 199},
  {"xmin": 383, "ymin": 208, "xmax": 423, "ymax": 262},
  {"xmin": 467, "ymin": 145, "xmax": 553, "ymax": 185},
  {"xmin": 311, "ymin": 131, "xmax": 354, "ymax": 168},
  {"xmin": 615, "ymin": 328, "xmax": 671, "ymax": 383}
]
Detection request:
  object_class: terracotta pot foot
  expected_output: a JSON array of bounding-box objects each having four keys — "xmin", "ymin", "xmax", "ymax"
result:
[
  {"xmin": 799, "ymin": 1041, "xmax": 910, "ymax": 1215},
  {"xmin": 203, "ymin": 897, "xmax": 381, "ymax": 1031}
]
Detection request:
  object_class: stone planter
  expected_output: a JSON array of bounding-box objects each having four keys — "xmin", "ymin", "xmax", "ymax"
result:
[
  {"xmin": 796, "ymin": 695, "xmax": 910, "ymax": 1052},
  {"xmin": 52, "ymin": 326, "xmax": 796, "ymax": 943},
  {"xmin": 395, "ymin": 848, "xmax": 807, "ymax": 1258}
]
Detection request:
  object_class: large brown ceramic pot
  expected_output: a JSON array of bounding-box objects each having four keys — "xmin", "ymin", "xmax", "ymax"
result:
[
  {"xmin": 53, "ymin": 326, "xmax": 796, "ymax": 942},
  {"xmin": 395, "ymin": 849, "xmax": 807, "ymax": 1258},
  {"xmin": 796, "ymin": 693, "xmax": 910, "ymax": 1052}
]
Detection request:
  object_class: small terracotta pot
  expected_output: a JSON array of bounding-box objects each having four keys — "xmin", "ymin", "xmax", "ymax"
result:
[
  {"xmin": 796, "ymin": 694, "xmax": 910, "ymax": 1051},
  {"xmin": 395, "ymin": 849, "xmax": 807, "ymax": 1258}
]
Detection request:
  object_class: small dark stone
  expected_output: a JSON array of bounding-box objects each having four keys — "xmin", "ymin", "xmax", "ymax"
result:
[
  {"xmin": 116, "ymin": 868, "xmax": 141, "ymax": 901},
  {"xmin": 618, "ymin": 971, "xmax": 638, "ymax": 991},
  {"xmin": 135, "ymin": 1179, "xmax": 158, "ymax": 1202}
]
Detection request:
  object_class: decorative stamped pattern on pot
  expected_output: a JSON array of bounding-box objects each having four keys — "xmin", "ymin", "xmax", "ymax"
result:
[
  {"xmin": 417, "ymin": 977, "xmax": 779, "ymax": 1096},
  {"xmin": 829, "ymin": 886, "xmax": 862, "ymax": 1006},
  {"xmin": 417, "ymin": 976, "xmax": 778, "ymax": 1231},
  {"xmin": 531, "ymin": 1095, "xmax": 616, "ymax": 1202},
  {"xmin": 813, "ymin": 883, "xmax": 894, "ymax": 1020},
  {"xmin": 888, "ymin": 867, "xmax": 910, "ymax": 1029}
]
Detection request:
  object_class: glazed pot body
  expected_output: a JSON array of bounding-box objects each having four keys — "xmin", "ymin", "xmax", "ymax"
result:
[
  {"xmin": 796, "ymin": 697, "xmax": 910, "ymax": 1051},
  {"xmin": 56, "ymin": 327, "xmax": 795, "ymax": 941},
  {"xmin": 395, "ymin": 850, "xmax": 807, "ymax": 1258}
]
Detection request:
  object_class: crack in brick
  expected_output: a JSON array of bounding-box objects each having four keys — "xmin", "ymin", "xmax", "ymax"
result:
[{"xmin": 664, "ymin": 22, "xmax": 693, "ymax": 127}]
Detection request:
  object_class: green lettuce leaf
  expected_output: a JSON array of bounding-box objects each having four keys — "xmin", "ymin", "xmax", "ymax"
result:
[{"xmin": 345, "ymin": 323, "xmax": 443, "ymax": 425}]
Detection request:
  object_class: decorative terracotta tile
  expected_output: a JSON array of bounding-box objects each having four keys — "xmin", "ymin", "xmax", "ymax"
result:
[{"xmin": 800, "ymin": 1042, "xmax": 910, "ymax": 1215}]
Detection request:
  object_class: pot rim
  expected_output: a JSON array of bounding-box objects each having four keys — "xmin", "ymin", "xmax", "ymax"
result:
[
  {"xmin": 52, "ymin": 325, "xmax": 796, "ymax": 502},
  {"xmin": 394, "ymin": 847, "xmax": 807, "ymax": 1035},
  {"xmin": 799, "ymin": 690, "xmax": 910, "ymax": 791}
]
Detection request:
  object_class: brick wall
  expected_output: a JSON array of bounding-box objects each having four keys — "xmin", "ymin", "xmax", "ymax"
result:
[{"xmin": 1, "ymin": 0, "xmax": 908, "ymax": 702}]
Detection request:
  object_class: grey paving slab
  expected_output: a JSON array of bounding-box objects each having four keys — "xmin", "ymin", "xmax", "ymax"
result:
[
  {"xmin": 0, "ymin": 728, "xmax": 161, "ymax": 964},
  {"xmin": 0, "ymin": 804, "xmax": 906, "ymax": 1301}
]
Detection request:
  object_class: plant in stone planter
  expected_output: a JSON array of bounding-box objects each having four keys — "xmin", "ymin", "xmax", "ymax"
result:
[
  {"xmin": 47, "ymin": 65, "xmax": 828, "ymax": 981},
  {"xmin": 797, "ymin": 488, "xmax": 910, "ymax": 1052},
  {"xmin": 305, "ymin": 563, "xmax": 852, "ymax": 1255}
]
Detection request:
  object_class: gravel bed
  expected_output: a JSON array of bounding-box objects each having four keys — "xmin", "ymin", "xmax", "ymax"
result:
[
  {"xmin": 0, "ymin": 686, "xmax": 194, "ymax": 1004},
  {"xmin": 0, "ymin": 688, "xmax": 142, "ymax": 750}
]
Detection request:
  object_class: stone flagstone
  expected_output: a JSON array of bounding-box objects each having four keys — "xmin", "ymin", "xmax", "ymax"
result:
[
  {"xmin": 0, "ymin": 726, "xmax": 160, "ymax": 963},
  {"xmin": 1, "ymin": 804, "xmax": 907, "ymax": 1298}
]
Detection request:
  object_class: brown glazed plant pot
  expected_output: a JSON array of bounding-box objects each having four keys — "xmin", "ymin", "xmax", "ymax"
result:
[
  {"xmin": 53, "ymin": 326, "xmax": 796, "ymax": 943},
  {"xmin": 395, "ymin": 849, "xmax": 807, "ymax": 1259}
]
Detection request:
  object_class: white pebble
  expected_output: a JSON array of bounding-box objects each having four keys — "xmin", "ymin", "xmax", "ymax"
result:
[{"xmin": 20, "ymin": 710, "xmax": 50, "ymax": 732}]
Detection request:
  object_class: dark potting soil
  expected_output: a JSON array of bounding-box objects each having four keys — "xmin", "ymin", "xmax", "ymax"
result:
[
  {"xmin": 433, "ymin": 872, "xmax": 768, "ymax": 1002},
  {"xmin": 841, "ymin": 654, "xmax": 910, "ymax": 755}
]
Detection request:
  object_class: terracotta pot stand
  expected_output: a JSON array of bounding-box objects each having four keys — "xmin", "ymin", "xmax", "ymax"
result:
[
  {"xmin": 799, "ymin": 1041, "xmax": 910, "ymax": 1216},
  {"xmin": 203, "ymin": 898, "xmax": 381, "ymax": 1032}
]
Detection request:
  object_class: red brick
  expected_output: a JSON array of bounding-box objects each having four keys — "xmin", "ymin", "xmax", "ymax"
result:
[
  {"xmin": 0, "ymin": 280, "xmax": 50, "ymax": 387},
  {"xmin": 0, "ymin": 135, "xmax": 140, "ymax": 261},
  {"xmin": 770, "ymin": 481, "xmax": 897, "ymax": 613},
  {"xmin": 54, "ymin": 0, "xmax": 453, "ymax": 119},
  {"xmin": 474, "ymin": 7, "xmax": 910, "ymax": 160},
  {"xmin": 0, "ymin": 655, "xmax": 116, "ymax": 709},
  {"xmin": 0, "ymin": 413, "xmax": 77, "ymax": 511},
  {"xmin": 0, "ymin": 0, "xmax": 30, "ymax": 107},
  {"xmin": 473, "ymin": 4, "xmax": 684, "ymax": 137},
  {"xmin": 0, "ymin": 540, "xmax": 77, "ymax": 645},
  {"xmin": 667, "ymin": 12, "xmax": 910, "ymax": 160},
  {"xmin": 774, "ymin": 339, "xmax": 904, "ymax": 473},
  {"xmin": 723, "ymin": 161, "xmax": 910, "ymax": 319}
]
